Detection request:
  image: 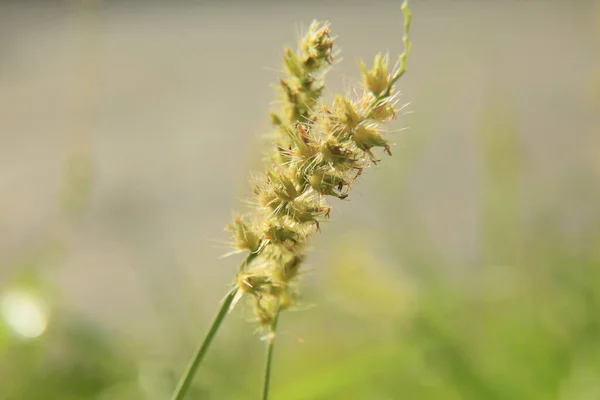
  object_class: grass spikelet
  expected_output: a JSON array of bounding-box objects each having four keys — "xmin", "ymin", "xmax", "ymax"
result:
[{"xmin": 227, "ymin": 2, "xmax": 412, "ymax": 331}]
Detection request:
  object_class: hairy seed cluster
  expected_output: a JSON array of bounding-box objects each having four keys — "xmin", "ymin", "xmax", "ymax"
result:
[{"xmin": 226, "ymin": 15, "xmax": 410, "ymax": 329}]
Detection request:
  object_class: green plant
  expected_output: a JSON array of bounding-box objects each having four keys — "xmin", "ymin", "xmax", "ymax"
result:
[{"xmin": 170, "ymin": 2, "xmax": 412, "ymax": 399}]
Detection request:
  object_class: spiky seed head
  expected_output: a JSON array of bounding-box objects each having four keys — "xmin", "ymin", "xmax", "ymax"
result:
[
  {"xmin": 228, "ymin": 216, "xmax": 261, "ymax": 253},
  {"xmin": 253, "ymin": 298, "xmax": 276, "ymax": 327},
  {"xmin": 370, "ymin": 101, "xmax": 396, "ymax": 122},
  {"xmin": 227, "ymin": 0, "xmax": 411, "ymax": 331},
  {"xmin": 332, "ymin": 95, "xmax": 361, "ymax": 135},
  {"xmin": 283, "ymin": 48, "xmax": 304, "ymax": 78},
  {"xmin": 280, "ymin": 255, "xmax": 303, "ymax": 282},
  {"xmin": 263, "ymin": 220, "xmax": 299, "ymax": 245},
  {"xmin": 267, "ymin": 167, "xmax": 299, "ymax": 201},
  {"xmin": 301, "ymin": 21, "xmax": 334, "ymax": 70},
  {"xmin": 256, "ymin": 185, "xmax": 283, "ymax": 212},
  {"xmin": 237, "ymin": 272, "xmax": 270, "ymax": 294},
  {"xmin": 352, "ymin": 124, "xmax": 389, "ymax": 152},
  {"xmin": 360, "ymin": 53, "xmax": 390, "ymax": 96},
  {"xmin": 309, "ymin": 170, "xmax": 346, "ymax": 198},
  {"xmin": 277, "ymin": 287, "xmax": 297, "ymax": 311}
]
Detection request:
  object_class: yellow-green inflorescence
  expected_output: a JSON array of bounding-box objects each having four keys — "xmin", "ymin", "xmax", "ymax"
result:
[{"xmin": 227, "ymin": 3, "xmax": 412, "ymax": 331}]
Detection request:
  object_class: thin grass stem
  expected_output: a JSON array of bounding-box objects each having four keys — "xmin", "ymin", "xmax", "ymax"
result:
[
  {"xmin": 261, "ymin": 309, "xmax": 281, "ymax": 400},
  {"xmin": 169, "ymin": 288, "xmax": 238, "ymax": 400},
  {"xmin": 170, "ymin": 254, "xmax": 257, "ymax": 400}
]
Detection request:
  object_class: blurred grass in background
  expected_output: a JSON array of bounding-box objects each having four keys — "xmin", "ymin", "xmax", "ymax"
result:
[{"xmin": 1, "ymin": 0, "xmax": 599, "ymax": 399}]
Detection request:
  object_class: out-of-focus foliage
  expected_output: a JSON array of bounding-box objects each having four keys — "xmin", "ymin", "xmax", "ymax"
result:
[{"xmin": 1, "ymin": 1, "xmax": 599, "ymax": 399}]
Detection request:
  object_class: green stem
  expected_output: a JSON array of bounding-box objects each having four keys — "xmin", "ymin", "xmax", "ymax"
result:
[
  {"xmin": 170, "ymin": 288, "xmax": 238, "ymax": 400},
  {"xmin": 170, "ymin": 254, "xmax": 257, "ymax": 400},
  {"xmin": 261, "ymin": 309, "xmax": 281, "ymax": 400}
]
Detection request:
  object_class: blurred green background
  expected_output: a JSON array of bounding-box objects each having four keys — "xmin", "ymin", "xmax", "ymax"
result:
[{"xmin": 1, "ymin": 0, "xmax": 599, "ymax": 399}]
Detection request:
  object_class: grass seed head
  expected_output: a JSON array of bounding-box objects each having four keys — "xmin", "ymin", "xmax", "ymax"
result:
[
  {"xmin": 360, "ymin": 53, "xmax": 391, "ymax": 96},
  {"xmin": 226, "ymin": 1, "xmax": 411, "ymax": 330}
]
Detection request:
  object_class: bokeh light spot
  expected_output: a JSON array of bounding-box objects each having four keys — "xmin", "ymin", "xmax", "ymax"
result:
[{"xmin": 1, "ymin": 289, "xmax": 48, "ymax": 339}]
